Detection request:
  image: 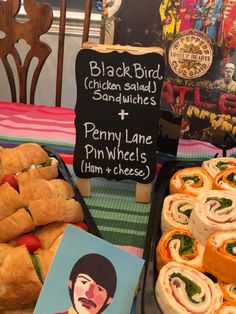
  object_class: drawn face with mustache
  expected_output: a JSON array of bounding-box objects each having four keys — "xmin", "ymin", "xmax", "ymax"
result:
[{"xmin": 69, "ymin": 273, "xmax": 112, "ymax": 314}]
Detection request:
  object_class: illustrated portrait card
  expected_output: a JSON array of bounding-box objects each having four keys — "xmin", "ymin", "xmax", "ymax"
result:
[{"xmin": 34, "ymin": 224, "xmax": 144, "ymax": 314}]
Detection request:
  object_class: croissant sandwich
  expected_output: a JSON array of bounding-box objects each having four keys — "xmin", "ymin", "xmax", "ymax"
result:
[
  {"xmin": 0, "ymin": 143, "xmax": 58, "ymax": 183},
  {"xmin": 34, "ymin": 222, "xmax": 67, "ymax": 250},
  {"xmin": 0, "ymin": 199, "xmax": 83, "ymax": 242},
  {"xmin": 0, "ymin": 222, "xmax": 80, "ymax": 311},
  {"xmin": 0, "ymin": 182, "xmax": 25, "ymax": 220},
  {"xmin": 16, "ymin": 157, "xmax": 59, "ymax": 185},
  {"xmin": 0, "ymin": 244, "xmax": 43, "ymax": 311},
  {"xmin": 19, "ymin": 178, "xmax": 74, "ymax": 203}
]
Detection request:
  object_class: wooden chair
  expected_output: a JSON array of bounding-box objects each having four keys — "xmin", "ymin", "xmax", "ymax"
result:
[{"xmin": 0, "ymin": 0, "xmax": 67, "ymax": 106}]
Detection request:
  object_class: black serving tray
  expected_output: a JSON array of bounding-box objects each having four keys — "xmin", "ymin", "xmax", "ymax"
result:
[
  {"xmin": 42, "ymin": 145, "xmax": 102, "ymax": 238},
  {"xmin": 136, "ymin": 159, "xmax": 202, "ymax": 314}
]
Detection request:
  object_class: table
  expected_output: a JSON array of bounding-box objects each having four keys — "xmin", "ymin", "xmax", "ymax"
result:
[
  {"xmin": 1, "ymin": 100, "xmax": 236, "ymax": 260},
  {"xmin": 1, "ymin": 100, "xmax": 236, "ymax": 313}
]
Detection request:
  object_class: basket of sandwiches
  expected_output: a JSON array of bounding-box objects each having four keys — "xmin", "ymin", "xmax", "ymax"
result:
[{"xmin": 0, "ymin": 142, "xmax": 101, "ymax": 313}]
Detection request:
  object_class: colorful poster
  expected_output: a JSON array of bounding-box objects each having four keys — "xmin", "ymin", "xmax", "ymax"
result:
[
  {"xmin": 102, "ymin": 0, "xmax": 236, "ymax": 148},
  {"xmin": 34, "ymin": 225, "xmax": 144, "ymax": 314}
]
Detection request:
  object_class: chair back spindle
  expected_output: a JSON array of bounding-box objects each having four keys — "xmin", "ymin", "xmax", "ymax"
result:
[{"xmin": 0, "ymin": 0, "xmax": 66, "ymax": 106}]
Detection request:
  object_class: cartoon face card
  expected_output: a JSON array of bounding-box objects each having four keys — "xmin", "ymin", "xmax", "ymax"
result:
[{"xmin": 34, "ymin": 224, "xmax": 144, "ymax": 314}]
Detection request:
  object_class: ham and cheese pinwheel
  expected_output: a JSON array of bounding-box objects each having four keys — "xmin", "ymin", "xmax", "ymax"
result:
[
  {"xmin": 189, "ymin": 190, "xmax": 236, "ymax": 245},
  {"xmin": 204, "ymin": 231, "xmax": 236, "ymax": 283},
  {"xmin": 219, "ymin": 282, "xmax": 236, "ymax": 305},
  {"xmin": 156, "ymin": 228, "xmax": 204, "ymax": 271},
  {"xmin": 202, "ymin": 157, "xmax": 236, "ymax": 179},
  {"xmin": 155, "ymin": 262, "xmax": 223, "ymax": 314},
  {"xmin": 213, "ymin": 168, "xmax": 236, "ymax": 191},
  {"xmin": 169, "ymin": 167, "xmax": 212, "ymax": 197},
  {"xmin": 217, "ymin": 302, "xmax": 236, "ymax": 313},
  {"xmin": 161, "ymin": 194, "xmax": 195, "ymax": 233}
]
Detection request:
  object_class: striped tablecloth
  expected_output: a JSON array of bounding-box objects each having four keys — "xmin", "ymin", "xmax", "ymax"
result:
[{"xmin": 1, "ymin": 101, "xmax": 236, "ymax": 259}]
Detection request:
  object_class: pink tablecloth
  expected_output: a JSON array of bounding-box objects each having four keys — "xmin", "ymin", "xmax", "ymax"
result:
[{"xmin": 0, "ymin": 100, "xmax": 236, "ymax": 259}]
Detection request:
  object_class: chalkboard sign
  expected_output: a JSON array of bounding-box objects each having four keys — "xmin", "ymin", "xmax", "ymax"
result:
[{"xmin": 73, "ymin": 47, "xmax": 165, "ymax": 184}]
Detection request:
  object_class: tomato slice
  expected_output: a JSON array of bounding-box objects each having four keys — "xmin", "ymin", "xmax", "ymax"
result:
[
  {"xmin": 0, "ymin": 175, "xmax": 18, "ymax": 191},
  {"xmin": 73, "ymin": 222, "xmax": 89, "ymax": 232},
  {"xmin": 15, "ymin": 234, "xmax": 41, "ymax": 253}
]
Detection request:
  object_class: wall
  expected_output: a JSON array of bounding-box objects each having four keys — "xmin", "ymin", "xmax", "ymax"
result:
[{"xmin": 0, "ymin": 13, "xmax": 101, "ymax": 108}]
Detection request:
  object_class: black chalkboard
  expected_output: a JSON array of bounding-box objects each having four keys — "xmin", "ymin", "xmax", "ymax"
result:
[{"xmin": 73, "ymin": 48, "xmax": 165, "ymax": 184}]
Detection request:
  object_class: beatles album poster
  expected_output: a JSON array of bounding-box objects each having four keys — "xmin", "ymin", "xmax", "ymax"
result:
[{"xmin": 102, "ymin": 0, "xmax": 236, "ymax": 147}]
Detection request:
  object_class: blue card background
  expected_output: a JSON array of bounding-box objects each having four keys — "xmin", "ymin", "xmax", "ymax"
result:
[{"xmin": 34, "ymin": 224, "xmax": 144, "ymax": 314}]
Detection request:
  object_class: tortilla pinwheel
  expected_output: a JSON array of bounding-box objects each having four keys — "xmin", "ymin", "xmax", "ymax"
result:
[
  {"xmin": 217, "ymin": 302, "xmax": 236, "ymax": 313},
  {"xmin": 204, "ymin": 230, "xmax": 236, "ymax": 283},
  {"xmin": 155, "ymin": 261, "xmax": 223, "ymax": 314},
  {"xmin": 189, "ymin": 190, "xmax": 236, "ymax": 245},
  {"xmin": 156, "ymin": 228, "xmax": 204, "ymax": 271},
  {"xmin": 213, "ymin": 168, "xmax": 236, "ymax": 191},
  {"xmin": 202, "ymin": 157, "xmax": 236, "ymax": 179},
  {"xmin": 219, "ymin": 282, "xmax": 236, "ymax": 305},
  {"xmin": 161, "ymin": 194, "xmax": 195, "ymax": 233},
  {"xmin": 169, "ymin": 167, "xmax": 212, "ymax": 197}
]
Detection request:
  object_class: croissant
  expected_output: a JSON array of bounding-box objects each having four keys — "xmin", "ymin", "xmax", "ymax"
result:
[
  {"xmin": 0, "ymin": 208, "xmax": 35, "ymax": 243},
  {"xmin": 34, "ymin": 223, "xmax": 70, "ymax": 281},
  {"xmin": 0, "ymin": 143, "xmax": 49, "ymax": 179},
  {"xmin": 1, "ymin": 309, "xmax": 33, "ymax": 314},
  {"xmin": 19, "ymin": 178, "xmax": 74, "ymax": 203},
  {"xmin": 34, "ymin": 222, "xmax": 67, "ymax": 250},
  {"xmin": 34, "ymin": 249, "xmax": 55, "ymax": 282},
  {"xmin": 0, "ymin": 182, "xmax": 25, "ymax": 220},
  {"xmin": 16, "ymin": 157, "xmax": 59, "ymax": 185},
  {"xmin": 0, "ymin": 245, "xmax": 42, "ymax": 310},
  {"xmin": 0, "ymin": 223, "xmax": 72, "ymax": 311},
  {"xmin": 0, "ymin": 198, "xmax": 83, "ymax": 243},
  {"xmin": 29, "ymin": 198, "xmax": 84, "ymax": 226}
]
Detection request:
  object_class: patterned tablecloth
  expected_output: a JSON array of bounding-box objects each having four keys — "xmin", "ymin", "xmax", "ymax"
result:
[{"xmin": 1, "ymin": 101, "xmax": 236, "ymax": 259}]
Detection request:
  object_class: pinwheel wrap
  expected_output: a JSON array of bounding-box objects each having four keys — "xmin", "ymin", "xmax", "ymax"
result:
[
  {"xmin": 155, "ymin": 262, "xmax": 223, "ymax": 314},
  {"xmin": 169, "ymin": 167, "xmax": 212, "ymax": 197},
  {"xmin": 189, "ymin": 190, "xmax": 236, "ymax": 245},
  {"xmin": 217, "ymin": 302, "xmax": 236, "ymax": 313},
  {"xmin": 213, "ymin": 168, "xmax": 236, "ymax": 191},
  {"xmin": 219, "ymin": 282, "xmax": 236, "ymax": 305},
  {"xmin": 161, "ymin": 194, "xmax": 195, "ymax": 233},
  {"xmin": 156, "ymin": 228, "xmax": 204, "ymax": 271},
  {"xmin": 204, "ymin": 231, "xmax": 236, "ymax": 283},
  {"xmin": 202, "ymin": 157, "xmax": 236, "ymax": 179}
]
